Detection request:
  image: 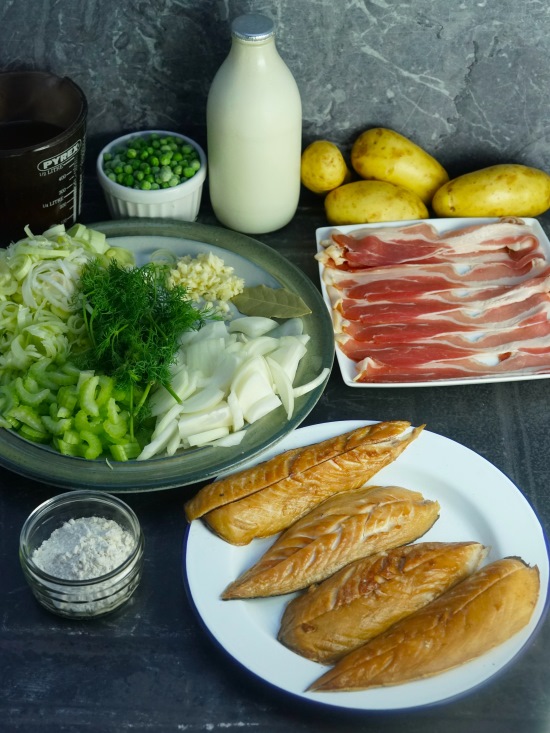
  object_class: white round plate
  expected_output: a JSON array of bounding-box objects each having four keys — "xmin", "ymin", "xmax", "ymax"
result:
[{"xmin": 183, "ymin": 420, "xmax": 549, "ymax": 710}]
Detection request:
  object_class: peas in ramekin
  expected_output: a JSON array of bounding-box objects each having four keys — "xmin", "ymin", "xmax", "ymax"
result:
[{"xmin": 102, "ymin": 133, "xmax": 202, "ymax": 191}]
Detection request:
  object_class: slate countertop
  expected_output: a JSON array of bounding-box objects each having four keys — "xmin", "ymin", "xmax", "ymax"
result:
[{"xmin": 1, "ymin": 183, "xmax": 549, "ymax": 733}]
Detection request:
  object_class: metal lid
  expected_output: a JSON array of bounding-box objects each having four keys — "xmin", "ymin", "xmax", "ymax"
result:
[{"xmin": 231, "ymin": 14, "xmax": 274, "ymax": 42}]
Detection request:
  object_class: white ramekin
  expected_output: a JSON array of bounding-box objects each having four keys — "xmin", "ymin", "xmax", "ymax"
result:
[{"xmin": 96, "ymin": 130, "xmax": 207, "ymax": 221}]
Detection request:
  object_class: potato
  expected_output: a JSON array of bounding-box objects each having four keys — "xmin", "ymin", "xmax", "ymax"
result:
[
  {"xmin": 432, "ymin": 163, "xmax": 550, "ymax": 217},
  {"xmin": 351, "ymin": 128, "xmax": 449, "ymax": 204},
  {"xmin": 301, "ymin": 140, "xmax": 351, "ymax": 194},
  {"xmin": 324, "ymin": 180, "xmax": 429, "ymax": 225}
]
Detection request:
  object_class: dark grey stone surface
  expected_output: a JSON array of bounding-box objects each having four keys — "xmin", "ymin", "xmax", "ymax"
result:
[
  {"xmin": 1, "ymin": 3, "xmax": 550, "ymax": 731},
  {"xmin": 0, "ymin": 177, "xmax": 547, "ymax": 732},
  {"xmin": 3, "ymin": 0, "xmax": 550, "ymax": 175}
]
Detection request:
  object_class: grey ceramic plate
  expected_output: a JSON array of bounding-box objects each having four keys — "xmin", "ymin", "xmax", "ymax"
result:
[{"xmin": 0, "ymin": 219, "xmax": 334, "ymax": 492}]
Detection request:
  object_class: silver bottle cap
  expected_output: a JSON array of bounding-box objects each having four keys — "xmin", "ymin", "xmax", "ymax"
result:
[{"xmin": 231, "ymin": 14, "xmax": 274, "ymax": 42}]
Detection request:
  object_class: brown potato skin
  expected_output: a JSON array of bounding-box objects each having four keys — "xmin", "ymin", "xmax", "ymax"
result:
[
  {"xmin": 351, "ymin": 128, "xmax": 449, "ymax": 204},
  {"xmin": 300, "ymin": 140, "xmax": 351, "ymax": 195},
  {"xmin": 324, "ymin": 180, "xmax": 428, "ymax": 225},
  {"xmin": 432, "ymin": 163, "xmax": 550, "ymax": 217}
]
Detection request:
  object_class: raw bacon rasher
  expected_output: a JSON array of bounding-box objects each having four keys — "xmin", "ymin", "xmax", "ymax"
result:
[
  {"xmin": 317, "ymin": 220, "xmax": 541, "ymax": 270},
  {"xmin": 317, "ymin": 219, "xmax": 550, "ymax": 383}
]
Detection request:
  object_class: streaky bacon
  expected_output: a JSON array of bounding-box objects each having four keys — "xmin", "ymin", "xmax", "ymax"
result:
[
  {"xmin": 323, "ymin": 259, "xmax": 550, "ymax": 302},
  {"xmin": 355, "ymin": 350, "xmax": 550, "ymax": 383},
  {"xmin": 337, "ymin": 275, "xmax": 550, "ymax": 326},
  {"xmin": 340, "ymin": 318, "xmax": 550, "ymax": 366},
  {"xmin": 317, "ymin": 219, "xmax": 550, "ymax": 383},
  {"xmin": 316, "ymin": 220, "xmax": 540, "ymax": 270},
  {"xmin": 339, "ymin": 293, "xmax": 550, "ymax": 346}
]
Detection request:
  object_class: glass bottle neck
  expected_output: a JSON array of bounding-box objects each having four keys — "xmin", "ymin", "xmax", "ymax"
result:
[{"xmin": 229, "ymin": 34, "xmax": 279, "ymax": 66}]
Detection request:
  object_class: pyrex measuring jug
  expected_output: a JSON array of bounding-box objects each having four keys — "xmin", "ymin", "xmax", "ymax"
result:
[{"xmin": 0, "ymin": 70, "xmax": 87, "ymax": 246}]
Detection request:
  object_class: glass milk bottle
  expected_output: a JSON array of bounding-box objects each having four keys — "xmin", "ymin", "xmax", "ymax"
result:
[{"xmin": 207, "ymin": 14, "xmax": 302, "ymax": 234}]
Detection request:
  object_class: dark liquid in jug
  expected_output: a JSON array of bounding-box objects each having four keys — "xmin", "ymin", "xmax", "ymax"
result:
[{"xmin": 0, "ymin": 120, "xmax": 64, "ymax": 150}]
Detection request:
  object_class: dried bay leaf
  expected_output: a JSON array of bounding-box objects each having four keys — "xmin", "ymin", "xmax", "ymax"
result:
[{"xmin": 231, "ymin": 285, "xmax": 312, "ymax": 318}]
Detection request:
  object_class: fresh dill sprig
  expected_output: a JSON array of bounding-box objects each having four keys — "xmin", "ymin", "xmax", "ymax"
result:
[{"xmin": 75, "ymin": 258, "xmax": 210, "ymax": 436}]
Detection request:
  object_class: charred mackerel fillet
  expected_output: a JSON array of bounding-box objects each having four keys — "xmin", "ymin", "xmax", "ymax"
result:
[
  {"xmin": 309, "ymin": 557, "xmax": 540, "ymax": 692},
  {"xmin": 185, "ymin": 421, "xmax": 424, "ymax": 545},
  {"xmin": 278, "ymin": 541, "xmax": 487, "ymax": 664},
  {"xmin": 221, "ymin": 485, "xmax": 440, "ymax": 599}
]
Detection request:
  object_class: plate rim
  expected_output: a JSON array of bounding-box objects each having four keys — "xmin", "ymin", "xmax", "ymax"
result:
[{"xmin": 184, "ymin": 419, "xmax": 550, "ymax": 711}]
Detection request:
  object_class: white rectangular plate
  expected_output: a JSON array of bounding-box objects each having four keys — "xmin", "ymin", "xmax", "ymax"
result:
[{"xmin": 316, "ymin": 217, "xmax": 550, "ymax": 387}]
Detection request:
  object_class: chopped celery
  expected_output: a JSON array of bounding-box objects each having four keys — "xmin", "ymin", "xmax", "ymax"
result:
[
  {"xmin": 110, "ymin": 442, "xmax": 141, "ymax": 461},
  {"xmin": 79, "ymin": 431, "xmax": 103, "ymax": 460},
  {"xmin": 1, "ymin": 354, "xmax": 141, "ymax": 461},
  {"xmin": 79, "ymin": 376, "xmax": 101, "ymax": 416},
  {"xmin": 103, "ymin": 419, "xmax": 128, "ymax": 442},
  {"xmin": 74, "ymin": 409, "xmax": 103, "ymax": 435},
  {"xmin": 54, "ymin": 437, "xmax": 81, "ymax": 456},
  {"xmin": 19, "ymin": 424, "xmax": 50, "ymax": 443},
  {"xmin": 14, "ymin": 378, "xmax": 51, "ymax": 406},
  {"xmin": 41, "ymin": 415, "xmax": 72, "ymax": 436},
  {"xmin": 56, "ymin": 385, "xmax": 78, "ymax": 413},
  {"xmin": 8, "ymin": 405, "xmax": 45, "ymax": 433}
]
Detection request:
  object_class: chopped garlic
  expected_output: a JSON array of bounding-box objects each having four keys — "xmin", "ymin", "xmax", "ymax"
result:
[{"xmin": 168, "ymin": 252, "xmax": 245, "ymax": 314}]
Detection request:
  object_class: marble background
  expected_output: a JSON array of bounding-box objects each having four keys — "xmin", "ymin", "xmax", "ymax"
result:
[{"xmin": 2, "ymin": 0, "xmax": 550, "ymax": 179}]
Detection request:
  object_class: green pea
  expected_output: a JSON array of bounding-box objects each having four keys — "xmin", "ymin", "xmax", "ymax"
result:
[{"xmin": 102, "ymin": 133, "xmax": 201, "ymax": 191}]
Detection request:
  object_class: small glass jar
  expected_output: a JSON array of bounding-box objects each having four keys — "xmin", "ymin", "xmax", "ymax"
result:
[{"xmin": 19, "ymin": 490, "xmax": 144, "ymax": 619}]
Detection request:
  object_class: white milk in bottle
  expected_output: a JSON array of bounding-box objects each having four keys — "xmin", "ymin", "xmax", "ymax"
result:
[{"xmin": 207, "ymin": 14, "xmax": 302, "ymax": 234}]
